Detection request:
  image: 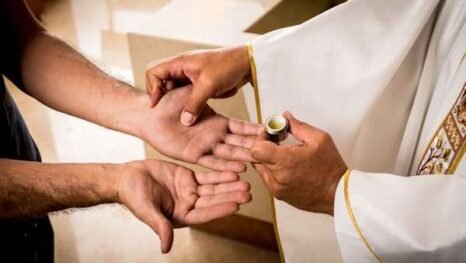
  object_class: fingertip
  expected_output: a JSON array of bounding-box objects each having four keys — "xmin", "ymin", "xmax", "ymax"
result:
[
  {"xmin": 228, "ymin": 202, "xmax": 240, "ymax": 213},
  {"xmin": 242, "ymin": 181, "xmax": 251, "ymax": 192},
  {"xmin": 248, "ymin": 193, "xmax": 253, "ymax": 202},
  {"xmin": 220, "ymin": 160, "xmax": 246, "ymax": 173},
  {"xmin": 150, "ymin": 95, "xmax": 157, "ymax": 108},
  {"xmin": 231, "ymin": 162, "xmax": 247, "ymax": 173},
  {"xmin": 150, "ymin": 88, "xmax": 164, "ymax": 108},
  {"xmin": 283, "ymin": 111, "xmax": 299, "ymax": 127},
  {"xmin": 233, "ymin": 192, "xmax": 252, "ymax": 205},
  {"xmin": 159, "ymin": 221, "xmax": 174, "ymax": 254},
  {"xmin": 282, "ymin": 110, "xmax": 295, "ymax": 119},
  {"xmin": 180, "ymin": 110, "xmax": 196, "ymax": 126},
  {"xmin": 225, "ymin": 171, "xmax": 239, "ymax": 181},
  {"xmin": 222, "ymin": 202, "xmax": 240, "ymax": 216}
]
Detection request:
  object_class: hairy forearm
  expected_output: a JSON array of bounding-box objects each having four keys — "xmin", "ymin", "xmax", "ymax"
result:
[
  {"xmin": 0, "ymin": 159, "xmax": 119, "ymax": 218},
  {"xmin": 20, "ymin": 32, "xmax": 149, "ymax": 138}
]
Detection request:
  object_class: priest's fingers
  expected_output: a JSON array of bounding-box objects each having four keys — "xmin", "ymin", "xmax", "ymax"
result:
[
  {"xmin": 224, "ymin": 134, "xmax": 256, "ymax": 148},
  {"xmin": 252, "ymin": 163, "xmax": 277, "ymax": 189},
  {"xmin": 184, "ymin": 202, "xmax": 239, "ymax": 225},
  {"xmin": 145, "ymin": 73, "xmax": 163, "ymax": 107},
  {"xmin": 146, "ymin": 57, "xmax": 189, "ymax": 107},
  {"xmin": 147, "ymin": 56, "xmax": 189, "ymax": 81},
  {"xmin": 195, "ymin": 191, "xmax": 252, "ymax": 208},
  {"xmin": 252, "ymin": 163, "xmax": 287, "ymax": 197},
  {"xmin": 194, "ymin": 171, "xmax": 239, "ymax": 185},
  {"xmin": 228, "ymin": 119, "xmax": 261, "ymax": 136},
  {"xmin": 213, "ymin": 143, "xmax": 255, "ymax": 162},
  {"xmin": 251, "ymin": 140, "xmax": 281, "ymax": 164},
  {"xmin": 198, "ymin": 181, "xmax": 250, "ymax": 196},
  {"xmin": 197, "ymin": 155, "xmax": 246, "ymax": 172},
  {"xmin": 283, "ymin": 111, "xmax": 320, "ymax": 143}
]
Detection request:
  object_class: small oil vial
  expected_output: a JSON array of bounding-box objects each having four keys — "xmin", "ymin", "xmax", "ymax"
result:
[{"xmin": 264, "ymin": 115, "xmax": 289, "ymax": 143}]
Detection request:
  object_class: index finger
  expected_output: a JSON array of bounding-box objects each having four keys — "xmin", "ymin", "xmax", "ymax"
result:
[
  {"xmin": 146, "ymin": 56, "xmax": 187, "ymax": 80},
  {"xmin": 228, "ymin": 119, "xmax": 261, "ymax": 136},
  {"xmin": 145, "ymin": 73, "xmax": 164, "ymax": 107},
  {"xmin": 194, "ymin": 171, "xmax": 239, "ymax": 185}
]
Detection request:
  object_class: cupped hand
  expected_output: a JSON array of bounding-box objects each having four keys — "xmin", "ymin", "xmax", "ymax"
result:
[
  {"xmin": 251, "ymin": 111, "xmax": 347, "ymax": 215},
  {"xmin": 145, "ymin": 46, "xmax": 250, "ymax": 126},
  {"xmin": 117, "ymin": 159, "xmax": 251, "ymax": 253},
  {"xmin": 140, "ymin": 86, "xmax": 260, "ymax": 172}
]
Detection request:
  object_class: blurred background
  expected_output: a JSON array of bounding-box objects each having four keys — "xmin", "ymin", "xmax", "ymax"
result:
[{"xmin": 8, "ymin": 0, "xmax": 343, "ymax": 262}]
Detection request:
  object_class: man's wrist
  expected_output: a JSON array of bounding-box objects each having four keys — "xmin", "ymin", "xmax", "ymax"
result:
[
  {"xmin": 105, "ymin": 85, "xmax": 152, "ymax": 140},
  {"xmin": 106, "ymin": 163, "xmax": 135, "ymax": 204},
  {"xmin": 95, "ymin": 163, "xmax": 122, "ymax": 204}
]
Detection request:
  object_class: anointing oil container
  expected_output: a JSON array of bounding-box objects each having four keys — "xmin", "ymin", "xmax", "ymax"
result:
[{"xmin": 264, "ymin": 115, "xmax": 289, "ymax": 143}]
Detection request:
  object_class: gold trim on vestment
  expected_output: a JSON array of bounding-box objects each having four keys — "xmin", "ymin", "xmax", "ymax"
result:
[
  {"xmin": 247, "ymin": 42, "xmax": 285, "ymax": 263},
  {"xmin": 344, "ymin": 169, "xmax": 382, "ymax": 262},
  {"xmin": 416, "ymin": 53, "xmax": 466, "ymax": 175},
  {"xmin": 446, "ymin": 53, "xmax": 466, "ymax": 173},
  {"xmin": 247, "ymin": 43, "xmax": 262, "ymax": 124}
]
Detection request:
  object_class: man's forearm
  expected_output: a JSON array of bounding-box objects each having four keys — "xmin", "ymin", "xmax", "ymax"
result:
[
  {"xmin": 0, "ymin": 0, "xmax": 146, "ymax": 137},
  {"xmin": 0, "ymin": 159, "xmax": 119, "ymax": 218},
  {"xmin": 20, "ymin": 33, "xmax": 148, "ymax": 138}
]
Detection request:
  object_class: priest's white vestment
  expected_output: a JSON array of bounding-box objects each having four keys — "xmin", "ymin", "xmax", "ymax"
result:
[{"xmin": 248, "ymin": 0, "xmax": 466, "ymax": 261}]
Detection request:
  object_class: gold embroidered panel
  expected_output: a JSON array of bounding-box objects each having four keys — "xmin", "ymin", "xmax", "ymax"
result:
[{"xmin": 417, "ymin": 82, "xmax": 466, "ymax": 175}]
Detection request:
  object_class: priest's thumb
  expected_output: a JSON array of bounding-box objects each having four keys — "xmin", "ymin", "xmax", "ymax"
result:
[
  {"xmin": 283, "ymin": 111, "xmax": 316, "ymax": 143},
  {"xmin": 145, "ymin": 208, "xmax": 174, "ymax": 254},
  {"xmin": 180, "ymin": 84, "xmax": 216, "ymax": 126}
]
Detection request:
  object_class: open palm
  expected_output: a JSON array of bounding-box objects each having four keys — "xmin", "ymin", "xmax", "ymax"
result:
[
  {"xmin": 117, "ymin": 159, "xmax": 251, "ymax": 253},
  {"xmin": 140, "ymin": 86, "xmax": 259, "ymax": 172}
]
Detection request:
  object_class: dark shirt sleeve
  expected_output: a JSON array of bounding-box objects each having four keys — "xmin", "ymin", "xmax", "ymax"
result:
[
  {"xmin": 0, "ymin": 0, "xmax": 44, "ymax": 89},
  {"xmin": 0, "ymin": 9, "xmax": 24, "ymax": 88}
]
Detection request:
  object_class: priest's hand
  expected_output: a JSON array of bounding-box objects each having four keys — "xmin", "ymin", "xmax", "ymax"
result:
[
  {"xmin": 145, "ymin": 46, "xmax": 250, "ymax": 126},
  {"xmin": 117, "ymin": 159, "xmax": 251, "ymax": 253},
  {"xmin": 138, "ymin": 86, "xmax": 259, "ymax": 172},
  {"xmin": 251, "ymin": 112, "xmax": 347, "ymax": 215}
]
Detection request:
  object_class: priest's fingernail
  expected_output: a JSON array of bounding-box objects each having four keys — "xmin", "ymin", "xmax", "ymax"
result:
[
  {"xmin": 283, "ymin": 111, "xmax": 295, "ymax": 119},
  {"xmin": 181, "ymin": 111, "xmax": 195, "ymax": 126}
]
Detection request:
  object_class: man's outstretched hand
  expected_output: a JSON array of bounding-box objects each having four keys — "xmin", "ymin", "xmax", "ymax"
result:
[
  {"xmin": 116, "ymin": 159, "xmax": 251, "ymax": 253},
  {"xmin": 138, "ymin": 86, "xmax": 260, "ymax": 172},
  {"xmin": 145, "ymin": 46, "xmax": 250, "ymax": 126}
]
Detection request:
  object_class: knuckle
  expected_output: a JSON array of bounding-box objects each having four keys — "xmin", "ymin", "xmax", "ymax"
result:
[
  {"xmin": 274, "ymin": 190, "xmax": 285, "ymax": 200},
  {"xmin": 238, "ymin": 192, "xmax": 251, "ymax": 203},
  {"xmin": 294, "ymin": 121, "xmax": 307, "ymax": 131},
  {"xmin": 314, "ymin": 132, "xmax": 333, "ymax": 151},
  {"xmin": 270, "ymin": 183, "xmax": 284, "ymax": 199},
  {"xmin": 199, "ymin": 77, "xmax": 216, "ymax": 91},
  {"xmin": 275, "ymin": 173, "xmax": 291, "ymax": 185},
  {"xmin": 146, "ymin": 59, "xmax": 165, "ymax": 71},
  {"xmin": 320, "ymin": 132, "xmax": 332, "ymax": 143}
]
